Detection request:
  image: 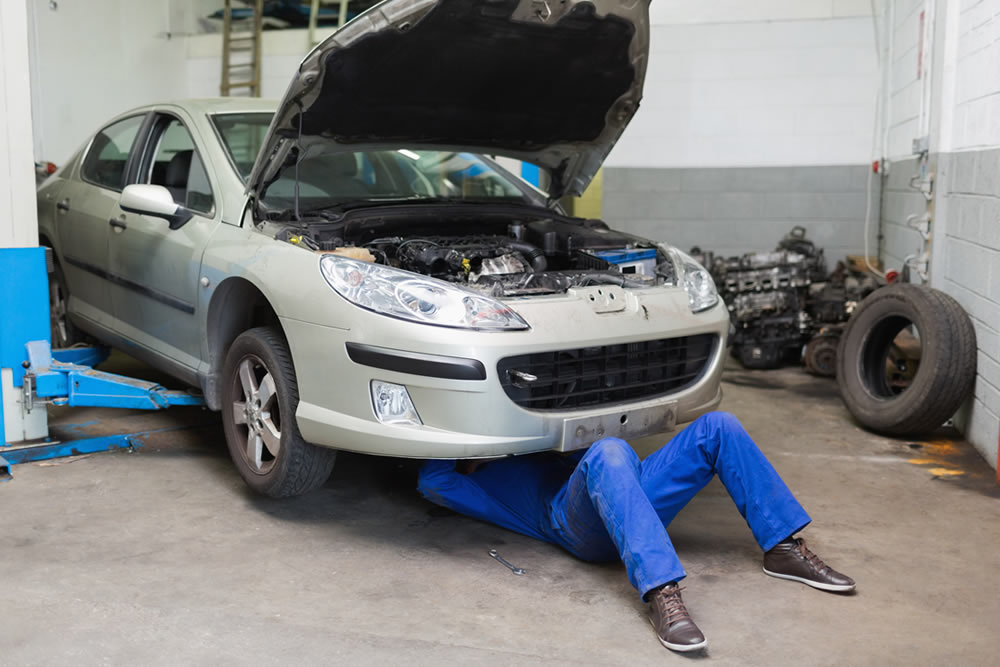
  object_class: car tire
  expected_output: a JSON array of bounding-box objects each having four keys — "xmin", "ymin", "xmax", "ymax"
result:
[
  {"xmin": 221, "ymin": 326, "xmax": 336, "ymax": 497},
  {"xmin": 48, "ymin": 258, "xmax": 83, "ymax": 349},
  {"xmin": 835, "ymin": 284, "xmax": 977, "ymax": 436}
]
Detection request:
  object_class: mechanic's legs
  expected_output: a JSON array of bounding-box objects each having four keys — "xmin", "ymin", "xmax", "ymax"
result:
[
  {"xmin": 640, "ymin": 411, "xmax": 855, "ymax": 596},
  {"xmin": 640, "ymin": 411, "xmax": 812, "ymax": 552},
  {"xmin": 548, "ymin": 438, "xmax": 709, "ymax": 652},
  {"xmin": 549, "ymin": 438, "xmax": 686, "ymax": 600}
]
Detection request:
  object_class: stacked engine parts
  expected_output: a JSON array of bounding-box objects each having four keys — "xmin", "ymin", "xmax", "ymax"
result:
[
  {"xmin": 690, "ymin": 227, "xmax": 878, "ymax": 375},
  {"xmin": 693, "ymin": 228, "xmax": 979, "ymax": 438}
]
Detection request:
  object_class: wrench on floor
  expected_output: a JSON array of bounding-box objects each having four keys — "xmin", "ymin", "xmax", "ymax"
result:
[{"xmin": 489, "ymin": 549, "xmax": 526, "ymax": 575}]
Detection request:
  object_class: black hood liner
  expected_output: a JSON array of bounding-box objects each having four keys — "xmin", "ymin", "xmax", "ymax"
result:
[{"xmin": 296, "ymin": 0, "xmax": 636, "ymax": 150}]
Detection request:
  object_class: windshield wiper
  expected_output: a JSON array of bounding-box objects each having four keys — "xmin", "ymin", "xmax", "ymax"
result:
[{"xmin": 301, "ymin": 195, "xmax": 531, "ymax": 217}]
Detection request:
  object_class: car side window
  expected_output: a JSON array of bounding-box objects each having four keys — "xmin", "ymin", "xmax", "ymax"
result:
[
  {"xmin": 80, "ymin": 115, "xmax": 144, "ymax": 191},
  {"xmin": 145, "ymin": 117, "xmax": 215, "ymax": 215}
]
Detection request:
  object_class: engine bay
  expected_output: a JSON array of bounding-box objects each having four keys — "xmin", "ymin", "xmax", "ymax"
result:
[{"xmin": 272, "ymin": 211, "xmax": 676, "ymax": 297}]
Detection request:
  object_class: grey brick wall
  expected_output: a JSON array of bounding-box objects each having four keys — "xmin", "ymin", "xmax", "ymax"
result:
[
  {"xmin": 601, "ymin": 165, "xmax": 878, "ymax": 259},
  {"xmin": 879, "ymin": 151, "xmax": 1000, "ymax": 468},
  {"xmin": 879, "ymin": 156, "xmax": 930, "ymax": 273},
  {"xmin": 934, "ymin": 150, "xmax": 1000, "ymax": 468}
]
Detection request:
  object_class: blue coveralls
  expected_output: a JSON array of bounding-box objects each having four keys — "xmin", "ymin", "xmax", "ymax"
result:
[{"xmin": 417, "ymin": 412, "xmax": 811, "ymax": 600}]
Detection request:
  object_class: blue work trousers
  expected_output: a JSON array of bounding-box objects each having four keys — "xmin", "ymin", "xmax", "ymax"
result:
[{"xmin": 417, "ymin": 412, "xmax": 811, "ymax": 600}]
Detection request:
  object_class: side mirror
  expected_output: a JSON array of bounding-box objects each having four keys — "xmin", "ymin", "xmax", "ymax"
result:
[{"xmin": 119, "ymin": 184, "xmax": 193, "ymax": 230}]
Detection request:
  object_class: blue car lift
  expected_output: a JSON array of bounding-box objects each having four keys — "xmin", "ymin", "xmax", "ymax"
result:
[{"xmin": 0, "ymin": 247, "xmax": 206, "ymax": 481}]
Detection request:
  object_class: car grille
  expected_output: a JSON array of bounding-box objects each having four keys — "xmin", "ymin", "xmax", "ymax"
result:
[{"xmin": 497, "ymin": 334, "xmax": 717, "ymax": 411}]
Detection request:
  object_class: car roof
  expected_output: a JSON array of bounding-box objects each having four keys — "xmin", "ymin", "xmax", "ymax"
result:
[
  {"xmin": 111, "ymin": 98, "xmax": 279, "ymax": 119},
  {"xmin": 168, "ymin": 98, "xmax": 279, "ymax": 115}
]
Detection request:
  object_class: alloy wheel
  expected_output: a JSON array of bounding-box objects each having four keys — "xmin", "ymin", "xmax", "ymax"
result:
[{"xmin": 231, "ymin": 355, "xmax": 282, "ymax": 474}]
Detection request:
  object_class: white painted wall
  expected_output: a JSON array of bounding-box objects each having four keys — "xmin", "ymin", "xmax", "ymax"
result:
[
  {"xmin": 879, "ymin": 0, "xmax": 930, "ymax": 159},
  {"xmin": 28, "ymin": 0, "xmax": 188, "ymax": 164},
  {"xmin": 650, "ymin": 0, "xmax": 875, "ymax": 24},
  {"xmin": 606, "ymin": 10, "xmax": 881, "ymax": 168},
  {"xmin": 1, "ymin": 0, "xmax": 40, "ymax": 247},
  {"xmin": 950, "ymin": 0, "xmax": 1000, "ymax": 150},
  {"xmin": 171, "ymin": 0, "xmax": 225, "ymax": 35}
]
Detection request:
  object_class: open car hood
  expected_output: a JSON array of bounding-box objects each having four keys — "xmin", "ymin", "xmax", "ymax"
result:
[{"xmin": 247, "ymin": 0, "xmax": 650, "ymax": 202}]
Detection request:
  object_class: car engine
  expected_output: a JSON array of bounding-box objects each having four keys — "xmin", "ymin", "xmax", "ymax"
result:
[
  {"xmin": 273, "ymin": 214, "xmax": 676, "ymax": 297},
  {"xmin": 691, "ymin": 227, "xmax": 877, "ymax": 372}
]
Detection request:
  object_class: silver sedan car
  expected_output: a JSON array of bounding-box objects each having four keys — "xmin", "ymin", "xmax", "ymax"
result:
[{"xmin": 37, "ymin": 0, "xmax": 728, "ymax": 497}]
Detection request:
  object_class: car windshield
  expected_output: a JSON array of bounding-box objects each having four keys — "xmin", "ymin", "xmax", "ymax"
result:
[
  {"xmin": 212, "ymin": 112, "xmax": 272, "ymax": 182},
  {"xmin": 211, "ymin": 112, "xmax": 536, "ymax": 210}
]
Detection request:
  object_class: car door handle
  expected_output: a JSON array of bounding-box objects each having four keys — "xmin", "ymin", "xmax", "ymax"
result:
[
  {"xmin": 109, "ymin": 216, "xmax": 128, "ymax": 231},
  {"xmin": 56, "ymin": 199, "xmax": 70, "ymax": 213}
]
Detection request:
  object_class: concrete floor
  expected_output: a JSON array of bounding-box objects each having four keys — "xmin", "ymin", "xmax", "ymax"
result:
[{"xmin": 3, "ymin": 353, "xmax": 1000, "ymax": 666}]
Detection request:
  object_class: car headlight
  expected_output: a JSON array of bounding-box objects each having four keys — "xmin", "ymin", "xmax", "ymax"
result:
[
  {"xmin": 672, "ymin": 249, "xmax": 719, "ymax": 313},
  {"xmin": 319, "ymin": 255, "xmax": 530, "ymax": 331}
]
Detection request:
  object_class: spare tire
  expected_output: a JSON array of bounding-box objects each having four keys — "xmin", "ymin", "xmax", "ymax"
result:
[{"xmin": 836, "ymin": 284, "xmax": 977, "ymax": 436}]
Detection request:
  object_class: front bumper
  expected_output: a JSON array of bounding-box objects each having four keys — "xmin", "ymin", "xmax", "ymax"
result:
[{"xmin": 284, "ymin": 284, "xmax": 729, "ymax": 459}]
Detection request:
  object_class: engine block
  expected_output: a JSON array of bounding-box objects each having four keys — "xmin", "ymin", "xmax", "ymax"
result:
[{"xmin": 692, "ymin": 227, "xmax": 875, "ymax": 370}]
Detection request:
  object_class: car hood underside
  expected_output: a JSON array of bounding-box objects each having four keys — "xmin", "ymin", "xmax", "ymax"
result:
[{"xmin": 248, "ymin": 0, "xmax": 651, "ymax": 200}]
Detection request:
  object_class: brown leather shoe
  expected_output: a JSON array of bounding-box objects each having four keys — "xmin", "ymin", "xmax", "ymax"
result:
[
  {"xmin": 763, "ymin": 537, "xmax": 856, "ymax": 592},
  {"xmin": 647, "ymin": 583, "xmax": 707, "ymax": 652}
]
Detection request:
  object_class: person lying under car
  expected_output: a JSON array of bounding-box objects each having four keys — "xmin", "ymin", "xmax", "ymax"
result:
[{"xmin": 417, "ymin": 411, "xmax": 855, "ymax": 653}]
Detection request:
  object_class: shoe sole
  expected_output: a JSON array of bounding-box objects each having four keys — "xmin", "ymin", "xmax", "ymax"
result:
[
  {"xmin": 648, "ymin": 617, "xmax": 708, "ymax": 652},
  {"xmin": 762, "ymin": 567, "xmax": 856, "ymax": 592}
]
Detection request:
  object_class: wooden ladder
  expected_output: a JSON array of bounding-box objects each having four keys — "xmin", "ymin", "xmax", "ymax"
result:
[
  {"xmin": 308, "ymin": 0, "xmax": 351, "ymax": 47},
  {"xmin": 220, "ymin": 0, "xmax": 264, "ymax": 97}
]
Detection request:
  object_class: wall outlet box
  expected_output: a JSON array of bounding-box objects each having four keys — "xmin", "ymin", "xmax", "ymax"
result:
[{"xmin": 912, "ymin": 135, "xmax": 930, "ymax": 155}]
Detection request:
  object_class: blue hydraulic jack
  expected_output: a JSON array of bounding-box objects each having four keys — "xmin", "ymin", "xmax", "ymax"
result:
[{"xmin": 0, "ymin": 247, "xmax": 206, "ymax": 481}]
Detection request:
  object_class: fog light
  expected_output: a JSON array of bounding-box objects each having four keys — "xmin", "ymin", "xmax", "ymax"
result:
[{"xmin": 370, "ymin": 380, "xmax": 422, "ymax": 425}]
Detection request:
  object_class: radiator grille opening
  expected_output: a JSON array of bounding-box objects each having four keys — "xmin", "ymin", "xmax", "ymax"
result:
[{"xmin": 497, "ymin": 334, "xmax": 717, "ymax": 411}]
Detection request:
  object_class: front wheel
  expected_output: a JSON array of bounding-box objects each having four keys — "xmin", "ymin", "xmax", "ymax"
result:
[{"xmin": 221, "ymin": 327, "xmax": 336, "ymax": 497}]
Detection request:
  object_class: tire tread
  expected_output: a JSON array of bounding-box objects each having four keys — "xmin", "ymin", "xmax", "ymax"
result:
[{"xmin": 222, "ymin": 326, "xmax": 336, "ymax": 498}]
